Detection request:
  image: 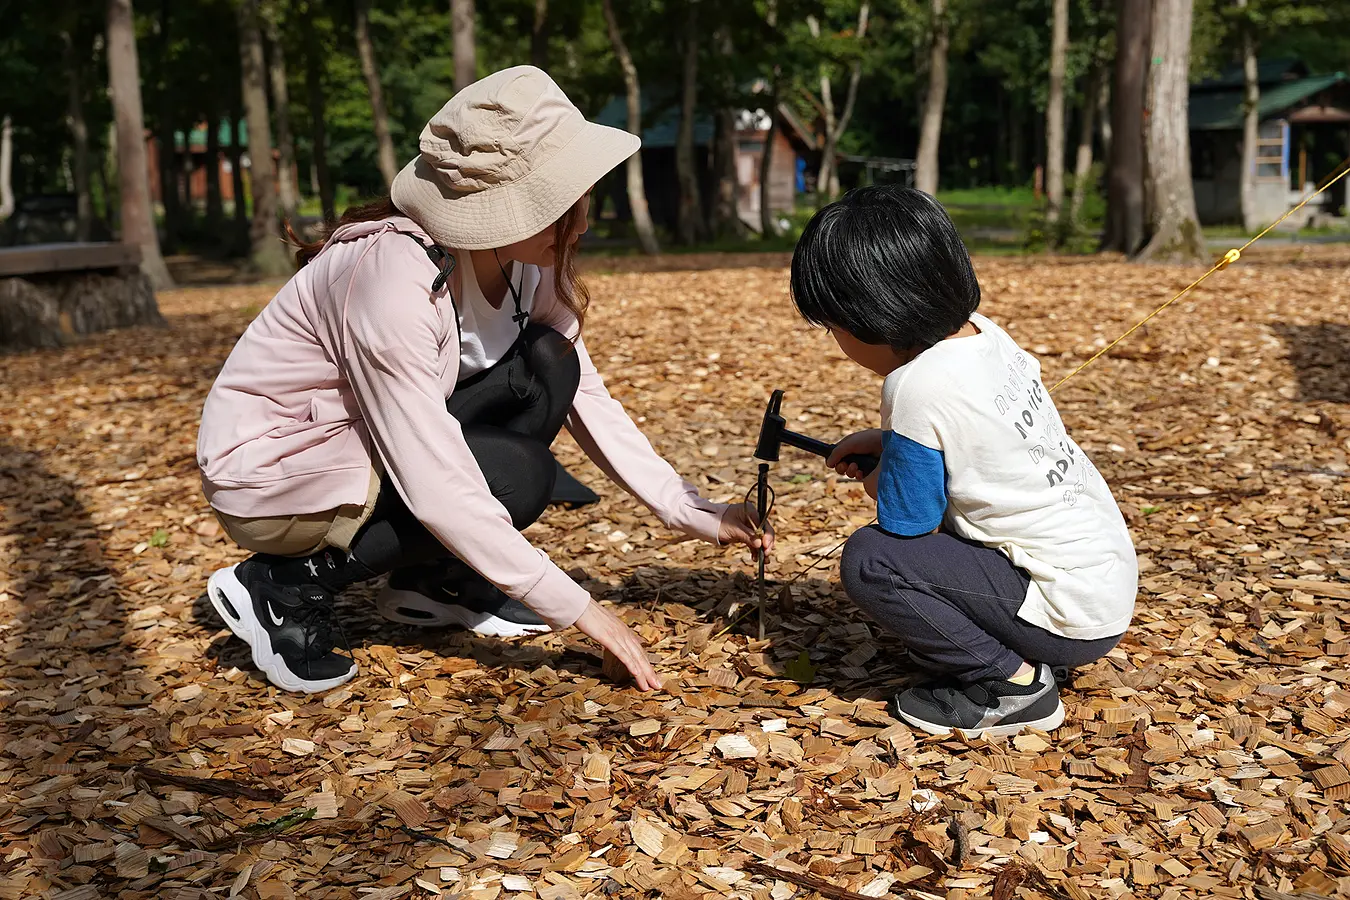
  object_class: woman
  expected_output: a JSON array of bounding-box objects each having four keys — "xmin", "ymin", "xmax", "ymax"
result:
[{"xmin": 197, "ymin": 67, "xmax": 770, "ymax": 694}]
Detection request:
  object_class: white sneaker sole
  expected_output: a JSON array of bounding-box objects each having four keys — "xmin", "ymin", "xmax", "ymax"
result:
[
  {"xmin": 376, "ymin": 585, "xmax": 551, "ymax": 638},
  {"xmin": 899, "ymin": 699, "xmax": 1066, "ymax": 740},
  {"xmin": 207, "ymin": 564, "xmax": 356, "ymax": 694}
]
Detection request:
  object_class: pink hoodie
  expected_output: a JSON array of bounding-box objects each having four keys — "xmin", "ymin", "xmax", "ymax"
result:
[{"xmin": 198, "ymin": 216, "xmax": 726, "ymax": 629}]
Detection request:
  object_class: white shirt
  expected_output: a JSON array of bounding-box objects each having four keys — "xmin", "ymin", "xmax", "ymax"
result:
[
  {"xmin": 455, "ymin": 253, "xmax": 535, "ymax": 378},
  {"xmin": 878, "ymin": 313, "xmax": 1138, "ymax": 640}
]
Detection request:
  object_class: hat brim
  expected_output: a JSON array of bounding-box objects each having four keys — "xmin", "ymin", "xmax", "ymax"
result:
[{"xmin": 391, "ymin": 122, "xmax": 640, "ymax": 251}]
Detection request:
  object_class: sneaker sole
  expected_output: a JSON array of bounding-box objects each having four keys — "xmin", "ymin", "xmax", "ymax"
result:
[
  {"xmin": 898, "ymin": 699, "xmax": 1066, "ymax": 740},
  {"xmin": 207, "ymin": 564, "xmax": 356, "ymax": 694},
  {"xmin": 376, "ymin": 585, "xmax": 551, "ymax": 638}
]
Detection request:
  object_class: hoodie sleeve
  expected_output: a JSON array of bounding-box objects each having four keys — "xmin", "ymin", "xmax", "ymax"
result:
[
  {"xmin": 531, "ymin": 272, "xmax": 727, "ymax": 543},
  {"xmin": 338, "ymin": 236, "xmax": 591, "ymax": 629}
]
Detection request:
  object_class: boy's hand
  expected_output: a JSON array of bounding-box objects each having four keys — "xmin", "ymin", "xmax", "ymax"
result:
[
  {"xmin": 719, "ymin": 501, "xmax": 777, "ymax": 555},
  {"xmin": 828, "ymin": 429, "xmax": 884, "ymax": 479}
]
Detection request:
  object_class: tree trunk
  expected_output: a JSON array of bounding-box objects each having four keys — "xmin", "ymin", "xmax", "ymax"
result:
[
  {"xmin": 453, "ymin": 0, "xmax": 477, "ymax": 91},
  {"xmin": 229, "ymin": 103, "xmax": 248, "ymax": 248},
  {"xmin": 759, "ymin": 1, "xmax": 781, "ymax": 237},
  {"xmin": 153, "ymin": 1, "xmax": 182, "ymax": 252},
  {"xmin": 155, "ymin": 115, "xmax": 180, "ymax": 253},
  {"xmin": 809, "ymin": 4, "xmax": 870, "ymax": 202},
  {"xmin": 1, "ymin": 272, "xmax": 163, "ymax": 351},
  {"xmin": 1045, "ymin": 0, "xmax": 1069, "ymax": 235},
  {"xmin": 808, "ymin": 15, "xmax": 836, "ymax": 201},
  {"xmin": 301, "ymin": 6, "xmax": 335, "ymax": 223},
  {"xmin": 238, "ymin": 0, "xmax": 291, "ymax": 275},
  {"xmin": 713, "ymin": 108, "xmax": 744, "ymax": 238},
  {"xmin": 0, "ymin": 116, "xmax": 13, "ymax": 221},
  {"xmin": 759, "ymin": 82, "xmax": 780, "ymax": 236},
  {"xmin": 828, "ymin": 3, "xmax": 869, "ymax": 198},
  {"xmin": 601, "ymin": 0, "xmax": 660, "ymax": 255},
  {"xmin": 62, "ymin": 32, "xmax": 94, "ymax": 242},
  {"xmin": 1237, "ymin": 0, "xmax": 1260, "ymax": 233},
  {"xmin": 1069, "ymin": 61, "xmax": 1101, "ymax": 225},
  {"xmin": 354, "ymin": 0, "xmax": 398, "ymax": 189},
  {"xmin": 1096, "ymin": 69, "xmax": 1112, "ymax": 169},
  {"xmin": 1102, "ymin": 0, "xmax": 1150, "ymax": 254},
  {"xmin": 1136, "ymin": 0, "xmax": 1204, "ymax": 262},
  {"xmin": 531, "ymin": 0, "xmax": 549, "ymax": 70},
  {"xmin": 205, "ymin": 98, "xmax": 224, "ymax": 231},
  {"xmin": 675, "ymin": 0, "xmax": 705, "ymax": 245},
  {"xmin": 710, "ymin": 27, "xmax": 744, "ymax": 239},
  {"xmin": 263, "ymin": 3, "xmax": 300, "ymax": 223},
  {"xmin": 106, "ymin": 0, "xmax": 174, "ymax": 289},
  {"xmin": 914, "ymin": 0, "xmax": 949, "ymax": 196}
]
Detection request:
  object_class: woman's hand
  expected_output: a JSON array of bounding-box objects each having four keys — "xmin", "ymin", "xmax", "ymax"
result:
[
  {"xmin": 827, "ymin": 429, "xmax": 884, "ymax": 479},
  {"xmin": 573, "ymin": 599, "xmax": 663, "ymax": 691},
  {"xmin": 718, "ymin": 501, "xmax": 776, "ymax": 555}
]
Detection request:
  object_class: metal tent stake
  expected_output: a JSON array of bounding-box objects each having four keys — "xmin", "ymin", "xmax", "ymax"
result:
[{"xmin": 756, "ymin": 462, "xmax": 770, "ymax": 641}]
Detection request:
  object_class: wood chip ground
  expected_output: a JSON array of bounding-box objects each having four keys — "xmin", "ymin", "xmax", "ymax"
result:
[{"xmin": 2, "ymin": 249, "xmax": 1349, "ymax": 898}]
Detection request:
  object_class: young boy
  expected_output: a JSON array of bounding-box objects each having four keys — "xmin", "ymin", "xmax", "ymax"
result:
[{"xmin": 791, "ymin": 186, "xmax": 1137, "ymax": 739}]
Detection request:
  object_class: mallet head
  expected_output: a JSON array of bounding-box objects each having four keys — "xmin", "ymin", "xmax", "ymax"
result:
[{"xmin": 754, "ymin": 389, "xmax": 787, "ymax": 462}]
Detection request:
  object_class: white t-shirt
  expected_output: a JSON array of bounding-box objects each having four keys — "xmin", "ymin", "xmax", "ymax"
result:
[
  {"xmin": 455, "ymin": 253, "xmax": 536, "ymax": 378},
  {"xmin": 876, "ymin": 312, "xmax": 1137, "ymax": 640}
]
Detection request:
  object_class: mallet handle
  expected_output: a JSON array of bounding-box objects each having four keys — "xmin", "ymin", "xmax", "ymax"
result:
[
  {"xmin": 837, "ymin": 453, "xmax": 880, "ymax": 476},
  {"xmin": 780, "ymin": 429, "xmax": 879, "ymax": 476}
]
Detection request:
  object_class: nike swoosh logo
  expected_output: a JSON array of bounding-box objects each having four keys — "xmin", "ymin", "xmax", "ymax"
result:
[
  {"xmin": 266, "ymin": 602, "xmax": 285, "ymax": 627},
  {"xmin": 440, "ymin": 589, "xmax": 459, "ymax": 599}
]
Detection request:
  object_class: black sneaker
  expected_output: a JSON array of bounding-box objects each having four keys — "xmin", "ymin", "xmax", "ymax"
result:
[
  {"xmin": 376, "ymin": 563, "xmax": 550, "ymax": 637},
  {"xmin": 206, "ymin": 557, "xmax": 357, "ymax": 693},
  {"xmin": 894, "ymin": 663, "xmax": 1065, "ymax": 739}
]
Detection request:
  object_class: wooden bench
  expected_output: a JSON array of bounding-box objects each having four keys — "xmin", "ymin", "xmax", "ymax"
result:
[
  {"xmin": 0, "ymin": 241, "xmax": 163, "ymax": 352},
  {"xmin": 0, "ymin": 242, "xmax": 142, "ymax": 279}
]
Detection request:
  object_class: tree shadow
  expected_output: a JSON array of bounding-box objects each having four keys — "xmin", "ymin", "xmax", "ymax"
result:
[
  {"xmin": 190, "ymin": 559, "xmax": 927, "ymax": 704},
  {"xmin": 0, "ymin": 440, "xmax": 175, "ymax": 892},
  {"xmin": 1271, "ymin": 322, "xmax": 1350, "ymax": 403}
]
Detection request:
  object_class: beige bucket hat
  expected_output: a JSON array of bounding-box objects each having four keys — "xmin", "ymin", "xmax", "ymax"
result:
[{"xmin": 391, "ymin": 66, "xmax": 640, "ymax": 251}]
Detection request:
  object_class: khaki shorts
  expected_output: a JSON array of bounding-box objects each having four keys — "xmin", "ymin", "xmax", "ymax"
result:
[{"xmin": 214, "ymin": 466, "xmax": 383, "ymax": 557}]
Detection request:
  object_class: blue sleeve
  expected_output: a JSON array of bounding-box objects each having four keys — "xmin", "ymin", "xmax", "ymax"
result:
[{"xmin": 876, "ymin": 431, "xmax": 947, "ymax": 537}]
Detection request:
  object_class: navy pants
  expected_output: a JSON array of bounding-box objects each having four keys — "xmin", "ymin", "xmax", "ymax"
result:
[{"xmin": 839, "ymin": 525, "xmax": 1122, "ymax": 683}]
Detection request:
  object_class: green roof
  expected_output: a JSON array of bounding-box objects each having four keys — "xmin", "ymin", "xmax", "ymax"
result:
[
  {"xmin": 593, "ymin": 95, "xmax": 715, "ymax": 149},
  {"xmin": 173, "ymin": 119, "xmax": 246, "ymax": 151},
  {"xmin": 1190, "ymin": 73, "xmax": 1347, "ymax": 130},
  {"xmin": 1195, "ymin": 57, "xmax": 1307, "ymax": 91}
]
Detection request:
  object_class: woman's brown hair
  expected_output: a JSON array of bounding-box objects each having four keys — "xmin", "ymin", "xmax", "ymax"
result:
[{"xmin": 285, "ymin": 197, "xmax": 590, "ymax": 330}]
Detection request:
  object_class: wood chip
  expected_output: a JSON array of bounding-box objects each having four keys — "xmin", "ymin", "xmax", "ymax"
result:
[
  {"xmin": 6, "ymin": 253, "xmax": 1350, "ymax": 900},
  {"xmin": 715, "ymin": 734, "xmax": 759, "ymax": 759},
  {"xmin": 281, "ymin": 737, "xmax": 315, "ymax": 756}
]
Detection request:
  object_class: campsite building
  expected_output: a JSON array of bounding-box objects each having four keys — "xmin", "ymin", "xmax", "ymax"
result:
[{"xmin": 1190, "ymin": 59, "xmax": 1350, "ymax": 226}]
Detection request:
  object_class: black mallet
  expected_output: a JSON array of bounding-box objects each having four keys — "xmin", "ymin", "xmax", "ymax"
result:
[
  {"xmin": 746, "ymin": 390, "xmax": 879, "ymax": 638},
  {"xmin": 754, "ymin": 389, "xmax": 879, "ymax": 475}
]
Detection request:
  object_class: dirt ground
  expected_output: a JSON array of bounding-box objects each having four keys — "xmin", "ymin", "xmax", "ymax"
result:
[{"xmin": 2, "ymin": 247, "xmax": 1348, "ymax": 900}]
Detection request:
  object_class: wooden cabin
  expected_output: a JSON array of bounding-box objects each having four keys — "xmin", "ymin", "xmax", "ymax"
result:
[{"xmin": 1190, "ymin": 59, "xmax": 1350, "ymax": 226}]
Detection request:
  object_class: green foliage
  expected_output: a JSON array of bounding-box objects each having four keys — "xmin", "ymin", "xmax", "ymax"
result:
[
  {"xmin": 1021, "ymin": 162, "xmax": 1107, "ymax": 254},
  {"xmin": 149, "ymin": 528, "xmax": 170, "ymax": 548},
  {"xmin": 784, "ymin": 650, "xmax": 818, "ymax": 685},
  {"xmin": 243, "ymin": 806, "xmax": 316, "ymax": 834},
  {"xmin": 6, "ymin": 0, "xmax": 1350, "ymax": 252}
]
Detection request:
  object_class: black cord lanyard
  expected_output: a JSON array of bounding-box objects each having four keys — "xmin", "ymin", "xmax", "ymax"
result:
[
  {"xmin": 493, "ymin": 248, "xmax": 530, "ymax": 336},
  {"xmin": 405, "ymin": 233, "xmax": 529, "ymax": 338}
]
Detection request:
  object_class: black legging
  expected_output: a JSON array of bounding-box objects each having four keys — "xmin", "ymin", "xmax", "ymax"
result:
[{"xmin": 342, "ymin": 324, "xmax": 580, "ymax": 580}]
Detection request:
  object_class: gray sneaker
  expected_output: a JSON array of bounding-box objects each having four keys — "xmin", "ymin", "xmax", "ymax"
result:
[{"xmin": 894, "ymin": 663, "xmax": 1065, "ymax": 739}]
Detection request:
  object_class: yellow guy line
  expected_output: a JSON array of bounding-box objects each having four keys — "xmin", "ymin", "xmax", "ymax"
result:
[{"xmin": 1048, "ymin": 156, "xmax": 1350, "ymax": 394}]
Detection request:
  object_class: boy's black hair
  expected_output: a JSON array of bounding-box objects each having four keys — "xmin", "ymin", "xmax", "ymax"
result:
[{"xmin": 790, "ymin": 186, "xmax": 980, "ymax": 351}]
